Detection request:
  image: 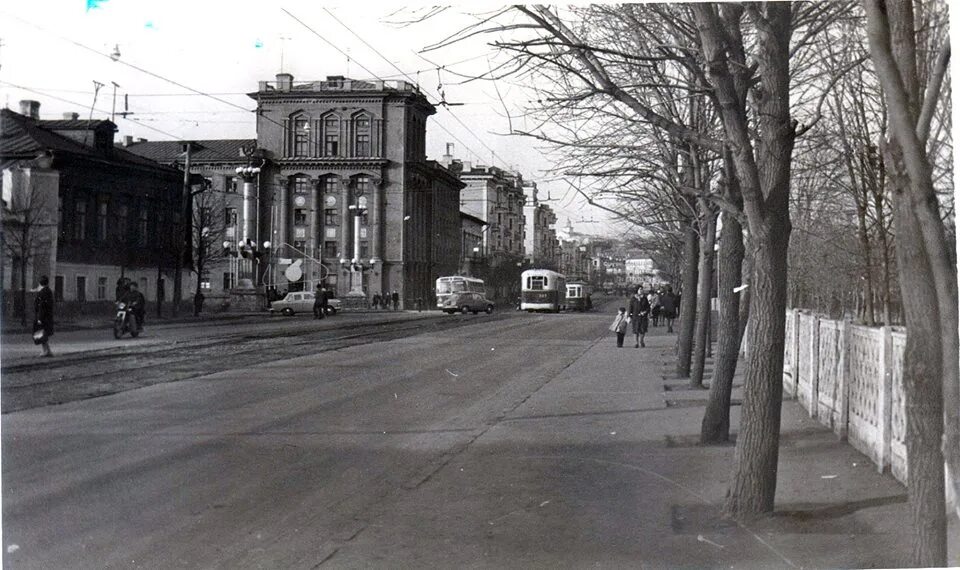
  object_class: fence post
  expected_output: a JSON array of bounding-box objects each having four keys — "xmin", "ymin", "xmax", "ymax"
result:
[
  {"xmin": 837, "ymin": 318, "xmax": 849, "ymax": 440},
  {"xmin": 809, "ymin": 314, "xmax": 821, "ymax": 418},
  {"xmin": 879, "ymin": 325, "xmax": 893, "ymax": 472}
]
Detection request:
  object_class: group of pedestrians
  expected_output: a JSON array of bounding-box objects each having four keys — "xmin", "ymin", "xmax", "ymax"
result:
[
  {"xmin": 609, "ymin": 285, "xmax": 680, "ymax": 348},
  {"xmin": 371, "ymin": 290, "xmax": 400, "ymax": 310}
]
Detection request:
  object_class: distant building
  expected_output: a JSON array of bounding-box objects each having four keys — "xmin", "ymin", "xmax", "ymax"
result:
[
  {"xmin": 1, "ymin": 102, "xmax": 185, "ymax": 318},
  {"xmin": 459, "ymin": 211, "xmax": 486, "ymax": 276},
  {"xmin": 625, "ymin": 258, "xmax": 665, "ymax": 288},
  {"xmin": 521, "ymin": 181, "xmax": 559, "ymax": 270}
]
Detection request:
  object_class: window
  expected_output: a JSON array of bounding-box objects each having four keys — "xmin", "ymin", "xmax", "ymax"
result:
[
  {"xmin": 324, "ymin": 241, "xmax": 337, "ymax": 258},
  {"xmin": 355, "ymin": 176, "xmax": 370, "ymax": 196},
  {"xmin": 76, "ymin": 276, "xmax": 87, "ymax": 302},
  {"xmin": 54, "ymin": 276, "xmax": 64, "ymax": 301},
  {"xmin": 293, "ymin": 240, "xmax": 306, "ymax": 250},
  {"xmin": 223, "ymin": 272, "xmax": 235, "ymax": 290},
  {"xmin": 324, "ymin": 116, "xmax": 339, "ymax": 156},
  {"xmin": 293, "ymin": 176, "xmax": 310, "ymax": 195},
  {"xmin": 97, "ymin": 276, "xmax": 107, "ymax": 300},
  {"xmin": 97, "ymin": 198, "xmax": 108, "ymax": 241},
  {"xmin": 138, "ymin": 207, "xmax": 149, "ymax": 245},
  {"xmin": 360, "ymin": 211, "xmax": 369, "ymax": 226},
  {"xmin": 527, "ymin": 275, "xmax": 547, "ymax": 290},
  {"xmin": 74, "ymin": 200, "xmax": 87, "ymax": 240},
  {"xmin": 355, "ymin": 115, "xmax": 371, "ymax": 156},
  {"xmin": 293, "ymin": 116, "xmax": 309, "ymax": 157},
  {"xmin": 116, "ymin": 204, "xmax": 129, "ymax": 242},
  {"xmin": 294, "ymin": 209, "xmax": 308, "ymax": 226},
  {"xmin": 225, "ymin": 207, "xmax": 237, "ymax": 227},
  {"xmin": 360, "ymin": 241, "xmax": 369, "ymax": 259},
  {"xmin": 224, "ymin": 175, "xmax": 237, "ymax": 193},
  {"xmin": 324, "ymin": 209, "xmax": 338, "ymax": 225},
  {"xmin": 323, "ymin": 176, "xmax": 339, "ymax": 194}
]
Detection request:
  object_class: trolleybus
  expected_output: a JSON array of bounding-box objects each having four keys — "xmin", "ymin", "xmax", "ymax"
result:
[
  {"xmin": 565, "ymin": 281, "xmax": 593, "ymax": 311},
  {"xmin": 436, "ymin": 276, "xmax": 486, "ymax": 309},
  {"xmin": 520, "ymin": 269, "xmax": 567, "ymax": 312}
]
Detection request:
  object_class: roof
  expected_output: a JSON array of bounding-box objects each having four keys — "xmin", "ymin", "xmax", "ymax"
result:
[
  {"xmin": 38, "ymin": 119, "xmax": 114, "ymax": 131},
  {"xmin": 0, "ymin": 109, "xmax": 175, "ymax": 172},
  {"xmin": 126, "ymin": 139, "xmax": 257, "ymax": 164},
  {"xmin": 459, "ymin": 211, "xmax": 487, "ymax": 226}
]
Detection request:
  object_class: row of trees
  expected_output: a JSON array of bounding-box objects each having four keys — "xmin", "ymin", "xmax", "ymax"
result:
[{"xmin": 415, "ymin": 1, "xmax": 955, "ymax": 565}]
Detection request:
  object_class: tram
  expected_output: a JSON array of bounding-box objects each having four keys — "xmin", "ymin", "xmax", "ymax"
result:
[
  {"xmin": 520, "ymin": 269, "xmax": 567, "ymax": 312},
  {"xmin": 565, "ymin": 281, "xmax": 593, "ymax": 311},
  {"xmin": 436, "ymin": 276, "xmax": 486, "ymax": 309}
]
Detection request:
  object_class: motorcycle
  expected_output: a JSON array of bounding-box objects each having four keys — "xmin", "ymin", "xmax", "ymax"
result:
[{"xmin": 113, "ymin": 301, "xmax": 140, "ymax": 339}]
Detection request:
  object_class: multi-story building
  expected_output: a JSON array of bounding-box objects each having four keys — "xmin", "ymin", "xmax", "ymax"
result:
[
  {"xmin": 130, "ymin": 74, "xmax": 464, "ymax": 309},
  {"xmin": 459, "ymin": 211, "xmax": 486, "ymax": 275},
  {"xmin": 625, "ymin": 258, "xmax": 659, "ymax": 287},
  {"xmin": 441, "ymin": 151, "xmax": 526, "ymax": 300},
  {"xmin": 1, "ymin": 102, "xmax": 185, "ymax": 318},
  {"xmin": 521, "ymin": 181, "xmax": 559, "ymax": 270}
]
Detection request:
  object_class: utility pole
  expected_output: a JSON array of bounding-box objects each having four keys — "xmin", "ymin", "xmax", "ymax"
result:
[{"xmin": 172, "ymin": 142, "xmax": 192, "ymax": 316}]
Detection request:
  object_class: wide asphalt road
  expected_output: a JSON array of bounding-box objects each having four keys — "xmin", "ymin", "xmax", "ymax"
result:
[{"xmin": 1, "ymin": 303, "xmax": 621, "ymax": 568}]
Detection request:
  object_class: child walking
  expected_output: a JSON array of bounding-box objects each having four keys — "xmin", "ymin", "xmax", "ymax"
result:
[{"xmin": 610, "ymin": 307, "xmax": 628, "ymax": 348}]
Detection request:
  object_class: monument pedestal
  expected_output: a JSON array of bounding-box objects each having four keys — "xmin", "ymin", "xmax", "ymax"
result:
[{"xmin": 228, "ymin": 284, "xmax": 263, "ymax": 312}]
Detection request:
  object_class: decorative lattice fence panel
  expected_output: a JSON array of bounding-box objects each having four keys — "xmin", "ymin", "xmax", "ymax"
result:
[
  {"xmin": 797, "ymin": 313, "xmax": 819, "ymax": 416},
  {"xmin": 890, "ymin": 329, "xmax": 908, "ymax": 485},
  {"xmin": 846, "ymin": 325, "xmax": 889, "ymax": 470},
  {"xmin": 783, "ymin": 310, "xmax": 799, "ymax": 398},
  {"xmin": 816, "ymin": 320, "xmax": 847, "ymax": 436}
]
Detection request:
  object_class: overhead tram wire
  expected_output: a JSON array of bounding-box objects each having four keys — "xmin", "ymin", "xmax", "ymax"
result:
[
  {"xmin": 318, "ymin": 7, "xmax": 515, "ymax": 172},
  {"xmin": 281, "ymin": 6, "xmax": 494, "ymax": 169}
]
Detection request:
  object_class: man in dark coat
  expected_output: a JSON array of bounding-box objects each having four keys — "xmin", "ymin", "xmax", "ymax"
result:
[
  {"xmin": 391, "ymin": 290, "xmax": 400, "ymax": 310},
  {"xmin": 659, "ymin": 285, "xmax": 679, "ymax": 333},
  {"xmin": 34, "ymin": 275, "xmax": 54, "ymax": 357},
  {"xmin": 121, "ymin": 282, "xmax": 146, "ymax": 331},
  {"xmin": 313, "ymin": 284, "xmax": 325, "ymax": 319},
  {"xmin": 627, "ymin": 286, "xmax": 651, "ymax": 348}
]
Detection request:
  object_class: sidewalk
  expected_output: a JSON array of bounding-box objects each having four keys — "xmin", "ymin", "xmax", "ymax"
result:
[{"xmin": 334, "ymin": 326, "xmax": 935, "ymax": 568}]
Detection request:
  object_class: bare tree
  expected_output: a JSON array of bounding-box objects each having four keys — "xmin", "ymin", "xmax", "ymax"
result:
[
  {"xmin": 2, "ymin": 176, "xmax": 56, "ymax": 327},
  {"xmin": 863, "ymin": 0, "xmax": 956, "ymax": 564},
  {"xmin": 191, "ymin": 185, "xmax": 225, "ymax": 316}
]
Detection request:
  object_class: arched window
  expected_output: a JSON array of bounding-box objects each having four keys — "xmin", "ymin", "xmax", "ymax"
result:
[
  {"xmin": 292, "ymin": 115, "xmax": 309, "ymax": 157},
  {"xmin": 323, "ymin": 115, "xmax": 340, "ymax": 157},
  {"xmin": 354, "ymin": 113, "xmax": 371, "ymax": 156}
]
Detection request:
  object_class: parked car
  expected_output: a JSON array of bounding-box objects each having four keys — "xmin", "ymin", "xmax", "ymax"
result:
[
  {"xmin": 440, "ymin": 292, "xmax": 495, "ymax": 315},
  {"xmin": 269, "ymin": 291, "xmax": 341, "ymax": 316}
]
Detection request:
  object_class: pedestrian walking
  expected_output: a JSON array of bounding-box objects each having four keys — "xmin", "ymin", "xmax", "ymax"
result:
[
  {"xmin": 628, "ymin": 286, "xmax": 651, "ymax": 348},
  {"xmin": 193, "ymin": 291, "xmax": 205, "ymax": 316},
  {"xmin": 660, "ymin": 285, "xmax": 679, "ymax": 333},
  {"xmin": 372, "ymin": 293, "xmax": 381, "ymax": 310},
  {"xmin": 609, "ymin": 307, "xmax": 628, "ymax": 348},
  {"xmin": 391, "ymin": 290, "xmax": 399, "ymax": 310},
  {"xmin": 33, "ymin": 275, "xmax": 54, "ymax": 357},
  {"xmin": 313, "ymin": 284, "xmax": 326, "ymax": 319},
  {"xmin": 648, "ymin": 289, "xmax": 661, "ymax": 326}
]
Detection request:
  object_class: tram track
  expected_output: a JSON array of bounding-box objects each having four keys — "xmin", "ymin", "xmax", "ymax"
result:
[{"xmin": 1, "ymin": 312, "xmax": 518, "ymax": 413}]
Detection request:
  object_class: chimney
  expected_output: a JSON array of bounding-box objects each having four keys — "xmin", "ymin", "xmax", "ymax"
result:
[
  {"xmin": 137, "ymin": 137, "xmax": 148, "ymax": 143},
  {"xmin": 62, "ymin": 112, "xmax": 80, "ymax": 120},
  {"xmin": 19, "ymin": 100, "xmax": 40, "ymax": 120},
  {"xmin": 276, "ymin": 73, "xmax": 293, "ymax": 91},
  {"xmin": 123, "ymin": 135, "xmax": 134, "ymax": 146},
  {"xmin": 441, "ymin": 142, "xmax": 454, "ymax": 167}
]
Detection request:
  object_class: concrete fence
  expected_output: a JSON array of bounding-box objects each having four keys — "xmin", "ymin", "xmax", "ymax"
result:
[{"xmin": 782, "ymin": 309, "xmax": 909, "ymax": 485}]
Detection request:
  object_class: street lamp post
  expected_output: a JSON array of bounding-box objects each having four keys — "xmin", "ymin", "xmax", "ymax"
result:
[
  {"xmin": 235, "ymin": 163, "xmax": 261, "ymax": 289},
  {"xmin": 344, "ymin": 197, "xmax": 367, "ymax": 298}
]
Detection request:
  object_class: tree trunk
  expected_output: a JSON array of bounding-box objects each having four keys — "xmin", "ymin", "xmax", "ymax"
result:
[
  {"xmin": 724, "ymin": 218, "xmax": 790, "ymax": 517},
  {"xmin": 676, "ymin": 219, "xmax": 699, "ymax": 377},
  {"xmin": 701, "ymin": 208, "xmax": 744, "ymax": 443},
  {"xmin": 690, "ymin": 202, "xmax": 717, "ymax": 388}
]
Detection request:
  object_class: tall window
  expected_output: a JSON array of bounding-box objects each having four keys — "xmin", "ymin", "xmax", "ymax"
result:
[
  {"xmin": 355, "ymin": 176, "xmax": 370, "ymax": 196},
  {"xmin": 324, "ymin": 116, "xmax": 339, "ymax": 156},
  {"xmin": 76, "ymin": 276, "xmax": 87, "ymax": 302},
  {"xmin": 324, "ymin": 241, "xmax": 337, "ymax": 258},
  {"xmin": 223, "ymin": 272, "xmax": 235, "ymax": 290},
  {"xmin": 224, "ymin": 175, "xmax": 237, "ymax": 193},
  {"xmin": 324, "ymin": 209, "xmax": 338, "ymax": 226},
  {"xmin": 97, "ymin": 198, "xmax": 108, "ymax": 242},
  {"xmin": 293, "ymin": 176, "xmax": 310, "ymax": 195},
  {"xmin": 323, "ymin": 176, "xmax": 338, "ymax": 194},
  {"xmin": 293, "ymin": 116, "xmax": 309, "ymax": 157},
  {"xmin": 225, "ymin": 207, "xmax": 237, "ymax": 227},
  {"xmin": 138, "ymin": 207, "xmax": 149, "ymax": 245},
  {"xmin": 360, "ymin": 241, "xmax": 369, "ymax": 259},
  {"xmin": 354, "ymin": 115, "xmax": 371, "ymax": 156},
  {"xmin": 116, "ymin": 204, "xmax": 129, "ymax": 242},
  {"xmin": 294, "ymin": 209, "xmax": 308, "ymax": 226},
  {"xmin": 97, "ymin": 277, "xmax": 107, "ymax": 300},
  {"xmin": 74, "ymin": 200, "xmax": 87, "ymax": 241}
]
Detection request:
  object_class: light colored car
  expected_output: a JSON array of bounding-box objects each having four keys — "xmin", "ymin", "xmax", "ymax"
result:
[
  {"xmin": 440, "ymin": 292, "xmax": 494, "ymax": 315},
  {"xmin": 269, "ymin": 292, "xmax": 341, "ymax": 316}
]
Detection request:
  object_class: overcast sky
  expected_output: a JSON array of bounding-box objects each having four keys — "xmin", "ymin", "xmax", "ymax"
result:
[{"xmin": 0, "ymin": 1, "xmax": 627, "ymax": 239}]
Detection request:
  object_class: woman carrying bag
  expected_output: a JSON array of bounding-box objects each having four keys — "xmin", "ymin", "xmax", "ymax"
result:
[{"xmin": 33, "ymin": 275, "xmax": 54, "ymax": 357}]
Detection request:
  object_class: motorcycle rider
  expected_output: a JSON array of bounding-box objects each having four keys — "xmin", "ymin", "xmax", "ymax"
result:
[{"xmin": 121, "ymin": 282, "xmax": 147, "ymax": 331}]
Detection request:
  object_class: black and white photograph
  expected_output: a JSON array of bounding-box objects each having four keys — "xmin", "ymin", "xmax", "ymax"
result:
[{"xmin": 0, "ymin": 1, "xmax": 957, "ymax": 567}]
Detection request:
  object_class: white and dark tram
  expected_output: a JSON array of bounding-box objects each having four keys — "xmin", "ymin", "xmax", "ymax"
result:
[
  {"xmin": 565, "ymin": 281, "xmax": 593, "ymax": 311},
  {"xmin": 520, "ymin": 269, "xmax": 567, "ymax": 312}
]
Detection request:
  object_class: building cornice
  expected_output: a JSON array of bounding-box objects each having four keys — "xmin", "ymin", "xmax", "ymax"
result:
[{"xmin": 277, "ymin": 157, "xmax": 389, "ymax": 169}]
